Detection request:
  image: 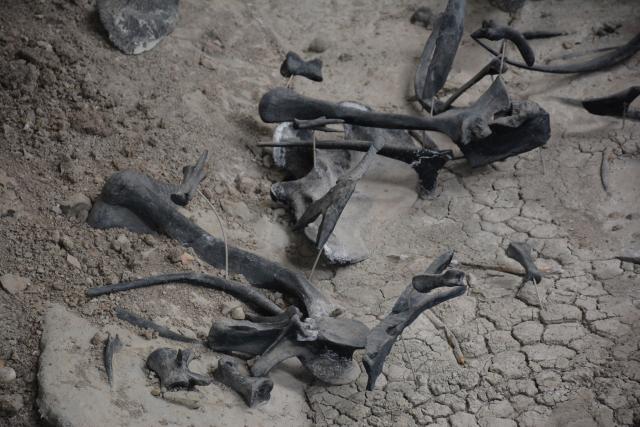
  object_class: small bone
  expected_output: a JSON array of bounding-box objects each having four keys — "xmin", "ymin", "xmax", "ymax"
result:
[
  {"xmin": 115, "ymin": 307, "xmax": 198, "ymax": 343},
  {"xmin": 103, "ymin": 334, "xmax": 122, "ymax": 387},
  {"xmin": 171, "ymin": 151, "xmax": 208, "ymax": 206},
  {"xmin": 472, "ymin": 20, "xmax": 536, "ymax": 66},
  {"xmin": 146, "ymin": 348, "xmax": 212, "ymax": 389},
  {"xmin": 280, "ymin": 51, "xmax": 323, "ymax": 82},
  {"xmin": 506, "ymin": 242, "xmax": 543, "ymax": 284},
  {"xmin": 214, "ymin": 356, "xmax": 273, "ymax": 407}
]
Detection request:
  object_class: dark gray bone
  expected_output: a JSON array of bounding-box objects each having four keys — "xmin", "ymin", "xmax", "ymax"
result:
[
  {"xmin": 437, "ymin": 57, "xmax": 508, "ymax": 113},
  {"xmin": 171, "ymin": 151, "xmax": 208, "ymax": 206},
  {"xmin": 474, "ymin": 32, "xmax": 640, "ymax": 73},
  {"xmin": 86, "ymin": 156, "xmax": 336, "ymax": 318},
  {"xmin": 460, "ymin": 100, "xmax": 550, "ymax": 168},
  {"xmin": 472, "ymin": 20, "xmax": 535, "ymax": 66},
  {"xmin": 570, "ymin": 86, "xmax": 640, "ymax": 121},
  {"xmin": 97, "ymin": 0, "xmax": 179, "ymax": 55},
  {"xmin": 103, "ymin": 334, "xmax": 122, "ymax": 387},
  {"xmin": 522, "ymin": 30, "xmax": 568, "ymax": 40},
  {"xmin": 258, "ymin": 77, "xmax": 511, "ymax": 145},
  {"xmin": 412, "ymin": 269, "xmax": 466, "ymax": 292},
  {"xmin": 414, "ymin": 0, "xmax": 466, "ymax": 110},
  {"xmin": 260, "ymin": 138, "xmax": 452, "ymax": 195},
  {"xmin": 294, "ymin": 142, "xmax": 382, "ymax": 250},
  {"xmin": 280, "ymin": 51, "xmax": 323, "ymax": 82},
  {"xmin": 146, "ymin": 348, "xmax": 212, "ymax": 389},
  {"xmin": 115, "ymin": 307, "xmax": 199, "ymax": 343},
  {"xmin": 363, "ymin": 251, "xmax": 467, "ymax": 390},
  {"xmin": 208, "ymin": 317, "xmax": 296, "ymax": 356},
  {"xmin": 214, "ymin": 356, "xmax": 273, "ymax": 407},
  {"xmin": 506, "ymin": 242, "xmax": 542, "ymax": 283}
]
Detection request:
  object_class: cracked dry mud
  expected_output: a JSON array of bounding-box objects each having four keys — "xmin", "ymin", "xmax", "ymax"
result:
[{"xmin": 0, "ymin": 0, "xmax": 639, "ymax": 426}]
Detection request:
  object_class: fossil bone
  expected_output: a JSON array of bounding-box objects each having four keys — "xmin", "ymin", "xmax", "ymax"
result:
[
  {"xmin": 115, "ymin": 307, "xmax": 199, "ymax": 343},
  {"xmin": 474, "ymin": 31, "xmax": 640, "ymax": 73},
  {"xmin": 171, "ymin": 151, "xmax": 208, "ymax": 206},
  {"xmin": 280, "ymin": 51, "xmax": 323, "ymax": 82},
  {"xmin": 472, "ymin": 20, "xmax": 536, "ymax": 66},
  {"xmin": 258, "ymin": 76, "xmax": 511, "ymax": 145},
  {"xmin": 363, "ymin": 251, "xmax": 467, "ymax": 390},
  {"xmin": 506, "ymin": 242, "xmax": 542, "ymax": 284},
  {"xmin": 558, "ymin": 86, "xmax": 640, "ymax": 121},
  {"xmin": 414, "ymin": 0, "xmax": 466, "ymax": 109},
  {"xmin": 146, "ymin": 348, "xmax": 212, "ymax": 389},
  {"xmin": 214, "ymin": 356, "xmax": 273, "ymax": 407},
  {"xmin": 103, "ymin": 334, "xmax": 122, "ymax": 387}
]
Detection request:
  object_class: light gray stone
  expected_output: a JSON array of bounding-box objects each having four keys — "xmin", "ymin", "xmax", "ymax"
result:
[
  {"xmin": 512, "ymin": 321, "xmax": 543, "ymax": 345},
  {"xmin": 0, "ymin": 274, "xmax": 30, "ymax": 295},
  {"xmin": 591, "ymin": 260, "xmax": 623, "ymax": 280},
  {"xmin": 450, "ymin": 412, "xmax": 479, "ymax": 427},
  {"xmin": 490, "ymin": 351, "xmax": 529, "ymax": 379},
  {"xmin": 543, "ymin": 324, "xmax": 587, "ymax": 345},
  {"xmin": 487, "ymin": 331, "xmax": 520, "ymax": 354},
  {"xmin": 540, "ymin": 304, "xmax": 582, "ymax": 324}
]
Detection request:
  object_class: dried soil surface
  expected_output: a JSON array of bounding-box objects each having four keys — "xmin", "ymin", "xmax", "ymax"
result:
[{"xmin": 1, "ymin": 0, "xmax": 639, "ymax": 426}]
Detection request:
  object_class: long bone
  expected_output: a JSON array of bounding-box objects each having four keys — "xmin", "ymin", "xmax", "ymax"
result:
[
  {"xmin": 363, "ymin": 251, "xmax": 467, "ymax": 390},
  {"xmin": 473, "ymin": 32, "xmax": 640, "ymax": 73},
  {"xmin": 86, "ymin": 157, "xmax": 336, "ymax": 318},
  {"xmin": 558, "ymin": 86, "xmax": 640, "ymax": 121},
  {"xmin": 472, "ymin": 20, "xmax": 536, "ymax": 66},
  {"xmin": 258, "ymin": 77, "xmax": 511, "ymax": 145}
]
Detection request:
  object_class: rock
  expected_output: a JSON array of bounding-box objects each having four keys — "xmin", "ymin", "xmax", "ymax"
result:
[
  {"xmin": 221, "ymin": 199, "xmax": 254, "ymax": 222},
  {"xmin": 150, "ymin": 387, "xmax": 161, "ymax": 397},
  {"xmin": 0, "ymin": 274, "xmax": 30, "ymax": 295},
  {"xmin": 230, "ymin": 306, "xmax": 245, "ymax": 320},
  {"xmin": 0, "ymin": 367, "xmax": 16, "ymax": 384},
  {"xmin": 543, "ymin": 324, "xmax": 586, "ymax": 346},
  {"xmin": 516, "ymin": 281, "xmax": 543, "ymax": 307},
  {"xmin": 179, "ymin": 252, "xmax": 195, "ymax": 265},
  {"xmin": 167, "ymin": 247, "xmax": 183, "ymax": 263},
  {"xmin": 163, "ymin": 390, "xmax": 202, "ymax": 409},
  {"xmin": 111, "ymin": 234, "xmax": 131, "ymax": 253},
  {"xmin": 307, "ymin": 35, "xmax": 331, "ymax": 53},
  {"xmin": 60, "ymin": 193, "xmax": 92, "ymax": 221},
  {"xmin": 235, "ymin": 175, "xmax": 257, "ymax": 194},
  {"xmin": 486, "ymin": 331, "xmax": 520, "ymax": 354},
  {"xmin": 591, "ymin": 260, "xmax": 623, "ymax": 280},
  {"xmin": 90, "ymin": 332, "xmax": 107, "ymax": 346},
  {"xmin": 0, "ymin": 394, "xmax": 23, "ymax": 417},
  {"xmin": 66, "ymin": 254, "xmax": 82, "ymax": 269},
  {"xmin": 512, "ymin": 321, "xmax": 543, "ymax": 345},
  {"xmin": 221, "ymin": 302, "xmax": 241, "ymax": 316},
  {"xmin": 490, "ymin": 351, "xmax": 529, "ymax": 379},
  {"xmin": 97, "ymin": 0, "xmax": 180, "ymax": 55},
  {"xmin": 521, "ymin": 343, "xmax": 575, "ymax": 362},
  {"xmin": 59, "ymin": 235, "xmax": 74, "ymax": 252},
  {"xmin": 540, "ymin": 304, "xmax": 582, "ymax": 324}
]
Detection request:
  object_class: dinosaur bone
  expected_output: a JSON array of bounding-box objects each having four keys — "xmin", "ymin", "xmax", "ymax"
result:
[
  {"xmin": 472, "ymin": 20, "xmax": 536, "ymax": 66},
  {"xmin": 103, "ymin": 334, "xmax": 122, "ymax": 387},
  {"xmin": 506, "ymin": 242, "xmax": 542, "ymax": 284},
  {"xmin": 280, "ymin": 51, "xmax": 323, "ymax": 82},
  {"xmin": 363, "ymin": 251, "xmax": 467, "ymax": 390},
  {"xmin": 214, "ymin": 356, "xmax": 273, "ymax": 407},
  {"xmin": 259, "ymin": 77, "xmax": 511, "ymax": 145},
  {"xmin": 146, "ymin": 348, "xmax": 212, "ymax": 389},
  {"xmin": 559, "ymin": 86, "xmax": 640, "ymax": 121}
]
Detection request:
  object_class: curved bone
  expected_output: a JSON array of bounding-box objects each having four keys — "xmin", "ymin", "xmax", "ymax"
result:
[
  {"xmin": 579, "ymin": 86, "xmax": 640, "ymax": 120},
  {"xmin": 474, "ymin": 32, "xmax": 640, "ymax": 73},
  {"xmin": 506, "ymin": 242, "xmax": 542, "ymax": 283},
  {"xmin": 214, "ymin": 356, "xmax": 273, "ymax": 407},
  {"xmin": 280, "ymin": 51, "xmax": 323, "ymax": 82},
  {"xmin": 259, "ymin": 77, "xmax": 510, "ymax": 145},
  {"xmin": 87, "ymin": 158, "xmax": 337, "ymax": 318},
  {"xmin": 472, "ymin": 20, "xmax": 535, "ymax": 66},
  {"xmin": 146, "ymin": 348, "xmax": 212, "ymax": 389},
  {"xmin": 87, "ymin": 273, "xmax": 282, "ymax": 316},
  {"xmin": 414, "ymin": 0, "xmax": 466, "ymax": 109},
  {"xmin": 115, "ymin": 307, "xmax": 198, "ymax": 343},
  {"xmin": 363, "ymin": 251, "xmax": 467, "ymax": 390}
]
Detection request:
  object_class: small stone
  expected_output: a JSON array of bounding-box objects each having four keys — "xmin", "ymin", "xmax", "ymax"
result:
[
  {"xmin": 0, "ymin": 274, "xmax": 30, "ymax": 295},
  {"xmin": 235, "ymin": 175, "xmax": 257, "ymax": 194},
  {"xmin": 90, "ymin": 332, "xmax": 107, "ymax": 346},
  {"xmin": 67, "ymin": 254, "xmax": 82, "ymax": 269},
  {"xmin": 540, "ymin": 304, "xmax": 582, "ymax": 324},
  {"xmin": 142, "ymin": 234, "xmax": 156, "ymax": 246},
  {"xmin": 150, "ymin": 387, "xmax": 161, "ymax": 397},
  {"xmin": 167, "ymin": 248, "xmax": 182, "ymax": 263},
  {"xmin": 163, "ymin": 390, "xmax": 202, "ymax": 409},
  {"xmin": 111, "ymin": 234, "xmax": 131, "ymax": 253},
  {"xmin": 591, "ymin": 259, "xmax": 623, "ymax": 280},
  {"xmin": 0, "ymin": 394, "xmax": 23, "ymax": 417},
  {"xmin": 59, "ymin": 193, "xmax": 92, "ymax": 221},
  {"xmin": 230, "ymin": 306, "xmax": 245, "ymax": 320},
  {"xmin": 179, "ymin": 252, "xmax": 195, "ymax": 265},
  {"xmin": 0, "ymin": 367, "xmax": 16, "ymax": 384},
  {"xmin": 307, "ymin": 35, "xmax": 330, "ymax": 53}
]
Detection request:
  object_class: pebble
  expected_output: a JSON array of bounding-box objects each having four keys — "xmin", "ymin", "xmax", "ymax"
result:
[
  {"xmin": 0, "ymin": 274, "xmax": 30, "ymax": 295},
  {"xmin": 221, "ymin": 302, "xmax": 240, "ymax": 316},
  {"xmin": 67, "ymin": 254, "xmax": 82, "ymax": 269},
  {"xmin": 59, "ymin": 193, "xmax": 92, "ymax": 221},
  {"xmin": 235, "ymin": 175, "xmax": 257, "ymax": 194},
  {"xmin": 0, "ymin": 367, "xmax": 16, "ymax": 384},
  {"xmin": 307, "ymin": 36, "xmax": 330, "ymax": 53},
  {"xmin": 179, "ymin": 252, "xmax": 195, "ymax": 265},
  {"xmin": 91, "ymin": 331, "xmax": 107, "ymax": 346},
  {"xmin": 167, "ymin": 248, "xmax": 183, "ymax": 263},
  {"xmin": 60, "ymin": 235, "xmax": 74, "ymax": 252},
  {"xmin": 111, "ymin": 234, "xmax": 131, "ymax": 253},
  {"xmin": 230, "ymin": 306, "xmax": 245, "ymax": 320},
  {"xmin": 0, "ymin": 394, "xmax": 23, "ymax": 417},
  {"xmin": 163, "ymin": 391, "xmax": 202, "ymax": 409},
  {"xmin": 150, "ymin": 387, "xmax": 161, "ymax": 397}
]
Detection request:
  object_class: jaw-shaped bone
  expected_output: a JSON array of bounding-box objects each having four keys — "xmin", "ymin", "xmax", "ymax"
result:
[
  {"xmin": 414, "ymin": 0, "xmax": 466, "ymax": 109},
  {"xmin": 280, "ymin": 51, "xmax": 323, "ymax": 82},
  {"xmin": 146, "ymin": 348, "xmax": 212, "ymax": 389},
  {"xmin": 86, "ymin": 154, "xmax": 337, "ymax": 318},
  {"xmin": 506, "ymin": 242, "xmax": 542, "ymax": 284},
  {"xmin": 471, "ymin": 20, "xmax": 536, "ymax": 66},
  {"xmin": 459, "ymin": 100, "xmax": 550, "ymax": 168},
  {"xmin": 363, "ymin": 251, "xmax": 467, "ymax": 390},
  {"xmin": 474, "ymin": 31, "xmax": 640, "ymax": 73},
  {"xmin": 259, "ymin": 77, "xmax": 511, "ymax": 145},
  {"xmin": 214, "ymin": 356, "xmax": 273, "ymax": 407}
]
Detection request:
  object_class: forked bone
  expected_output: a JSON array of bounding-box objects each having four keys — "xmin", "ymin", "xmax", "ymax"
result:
[
  {"xmin": 146, "ymin": 348, "xmax": 212, "ymax": 389},
  {"xmin": 472, "ymin": 20, "xmax": 536, "ymax": 66}
]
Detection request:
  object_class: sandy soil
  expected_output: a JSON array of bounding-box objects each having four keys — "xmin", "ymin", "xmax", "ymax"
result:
[{"xmin": 0, "ymin": 0, "xmax": 639, "ymax": 426}]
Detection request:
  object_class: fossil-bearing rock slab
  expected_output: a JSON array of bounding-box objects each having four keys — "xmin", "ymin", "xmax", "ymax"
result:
[
  {"xmin": 97, "ymin": 0, "xmax": 179, "ymax": 55},
  {"xmin": 37, "ymin": 304, "xmax": 310, "ymax": 427}
]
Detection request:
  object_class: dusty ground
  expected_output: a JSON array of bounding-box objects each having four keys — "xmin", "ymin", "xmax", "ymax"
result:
[{"xmin": 1, "ymin": 0, "xmax": 639, "ymax": 426}]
